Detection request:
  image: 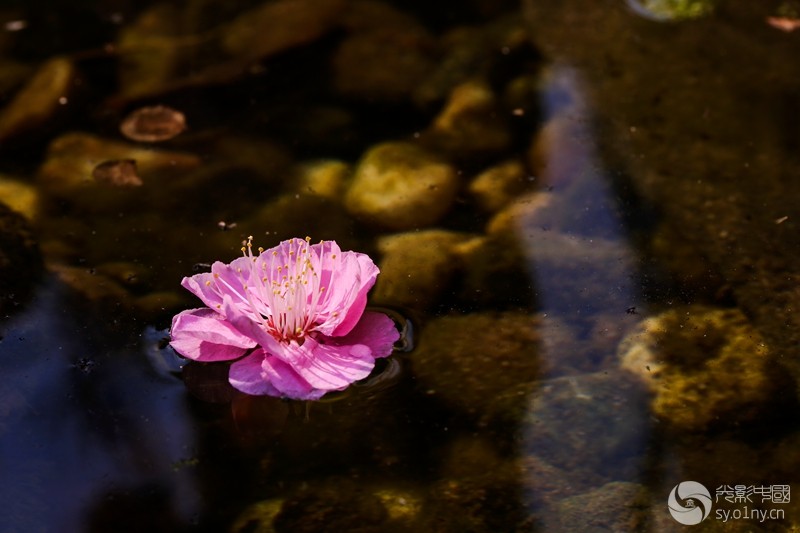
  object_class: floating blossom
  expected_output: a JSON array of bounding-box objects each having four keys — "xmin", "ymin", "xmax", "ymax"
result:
[{"xmin": 170, "ymin": 237, "xmax": 400, "ymax": 400}]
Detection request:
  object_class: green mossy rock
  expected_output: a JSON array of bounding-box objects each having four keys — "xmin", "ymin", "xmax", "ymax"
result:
[{"xmin": 619, "ymin": 307, "xmax": 790, "ymax": 432}]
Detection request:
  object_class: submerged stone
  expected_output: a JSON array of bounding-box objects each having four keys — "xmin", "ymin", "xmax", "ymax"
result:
[
  {"xmin": 485, "ymin": 190, "xmax": 554, "ymax": 235},
  {"xmin": 37, "ymin": 132, "xmax": 200, "ymax": 208},
  {"xmin": 340, "ymin": 0, "xmax": 428, "ymax": 33},
  {"xmin": 274, "ymin": 485, "xmax": 380, "ymax": 532},
  {"xmin": 373, "ymin": 488, "xmax": 423, "ymax": 525},
  {"xmin": 335, "ymin": 1, "xmax": 437, "ymax": 102},
  {"xmin": 0, "ymin": 175, "xmax": 38, "ymax": 221},
  {"xmin": 221, "ymin": 0, "xmax": 344, "ymax": 64},
  {"xmin": 625, "ymin": 0, "xmax": 717, "ymax": 21},
  {"xmin": 516, "ymin": 372, "xmax": 649, "ymax": 488},
  {"xmin": 119, "ymin": 105, "xmax": 187, "ymax": 142},
  {"xmin": 344, "ymin": 141, "xmax": 459, "ymax": 230},
  {"xmin": 0, "ymin": 60, "xmax": 32, "ymax": 100},
  {"xmin": 647, "ymin": 221, "xmax": 725, "ymax": 301},
  {"xmin": 116, "ymin": 4, "xmax": 182, "ymax": 100},
  {"xmin": 420, "ymin": 80, "xmax": 511, "ymax": 162},
  {"xmin": 290, "ymin": 159, "xmax": 350, "ymax": 199},
  {"xmin": 427, "ymin": 459, "xmax": 535, "ymax": 532},
  {"xmin": 243, "ymin": 478, "xmax": 423, "ymax": 533},
  {"xmin": 410, "ymin": 312, "xmax": 542, "ymax": 417},
  {"xmin": 462, "ymin": 227, "xmax": 635, "ymax": 316},
  {"xmin": 94, "ymin": 261, "xmax": 150, "ymax": 289},
  {"xmin": 554, "ymin": 481, "xmax": 650, "ymax": 532},
  {"xmin": 372, "ymin": 230, "xmax": 475, "ymax": 311},
  {"xmin": 230, "ymin": 499, "xmax": 283, "ymax": 533},
  {"xmin": 438, "ymin": 435, "xmax": 509, "ymax": 480},
  {"xmin": 619, "ymin": 306, "xmax": 789, "ymax": 432},
  {"xmin": 115, "ymin": 0, "xmax": 344, "ymax": 102},
  {"xmin": 468, "ymin": 159, "xmax": 530, "ymax": 213},
  {"xmin": 457, "ymin": 233, "xmax": 532, "ymax": 308},
  {"xmin": 49, "ymin": 264, "xmax": 133, "ymax": 311},
  {"xmin": 413, "ymin": 16, "xmax": 532, "ymax": 109},
  {"xmin": 246, "ymin": 194, "xmax": 357, "ymax": 247},
  {"xmin": 0, "ymin": 56, "xmax": 75, "ymax": 143},
  {"xmin": 92, "ymin": 159, "xmax": 143, "ymax": 187}
]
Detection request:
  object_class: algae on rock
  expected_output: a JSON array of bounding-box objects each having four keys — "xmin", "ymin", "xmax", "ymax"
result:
[{"xmin": 619, "ymin": 306, "xmax": 786, "ymax": 432}]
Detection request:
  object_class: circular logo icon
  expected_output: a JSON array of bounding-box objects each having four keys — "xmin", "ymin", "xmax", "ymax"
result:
[{"xmin": 668, "ymin": 481, "xmax": 712, "ymax": 525}]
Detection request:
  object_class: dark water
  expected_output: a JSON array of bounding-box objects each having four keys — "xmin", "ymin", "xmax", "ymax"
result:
[{"xmin": 1, "ymin": 0, "xmax": 800, "ymax": 531}]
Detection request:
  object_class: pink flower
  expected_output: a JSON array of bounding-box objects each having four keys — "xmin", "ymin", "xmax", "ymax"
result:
[{"xmin": 170, "ymin": 237, "xmax": 399, "ymax": 400}]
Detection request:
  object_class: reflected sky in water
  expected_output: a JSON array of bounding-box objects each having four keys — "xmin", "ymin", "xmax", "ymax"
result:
[
  {"xmin": 0, "ymin": 278, "xmax": 199, "ymax": 532},
  {"xmin": 518, "ymin": 65, "xmax": 650, "ymax": 518}
]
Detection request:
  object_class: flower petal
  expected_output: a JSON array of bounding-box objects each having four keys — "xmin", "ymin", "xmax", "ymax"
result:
[
  {"xmin": 261, "ymin": 355, "xmax": 326, "ymax": 400},
  {"xmin": 332, "ymin": 311, "xmax": 400, "ymax": 358},
  {"xmin": 170, "ymin": 308, "xmax": 256, "ymax": 361},
  {"xmin": 279, "ymin": 336, "xmax": 376, "ymax": 391},
  {"xmin": 311, "ymin": 247, "xmax": 380, "ymax": 337},
  {"xmin": 331, "ymin": 253, "xmax": 380, "ymax": 336},
  {"xmin": 228, "ymin": 349, "xmax": 327, "ymax": 400},
  {"xmin": 181, "ymin": 256, "xmax": 256, "ymax": 311},
  {"xmin": 229, "ymin": 350, "xmax": 281, "ymax": 396},
  {"xmin": 219, "ymin": 293, "xmax": 285, "ymax": 355}
]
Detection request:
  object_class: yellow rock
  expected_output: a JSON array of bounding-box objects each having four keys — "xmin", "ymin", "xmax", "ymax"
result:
[
  {"xmin": 291, "ymin": 159, "xmax": 350, "ymax": 199},
  {"xmin": 345, "ymin": 141, "xmax": 459, "ymax": 230},
  {"xmin": 0, "ymin": 56, "xmax": 74, "ymax": 142},
  {"xmin": 422, "ymin": 80, "xmax": 511, "ymax": 160},
  {"xmin": 372, "ymin": 229, "xmax": 474, "ymax": 309},
  {"xmin": 36, "ymin": 132, "xmax": 200, "ymax": 213},
  {"xmin": 619, "ymin": 306, "xmax": 781, "ymax": 431},
  {"xmin": 222, "ymin": 0, "xmax": 344, "ymax": 61},
  {"xmin": 468, "ymin": 159, "xmax": 529, "ymax": 213},
  {"xmin": 486, "ymin": 190, "xmax": 554, "ymax": 235},
  {"xmin": 0, "ymin": 175, "xmax": 38, "ymax": 220}
]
